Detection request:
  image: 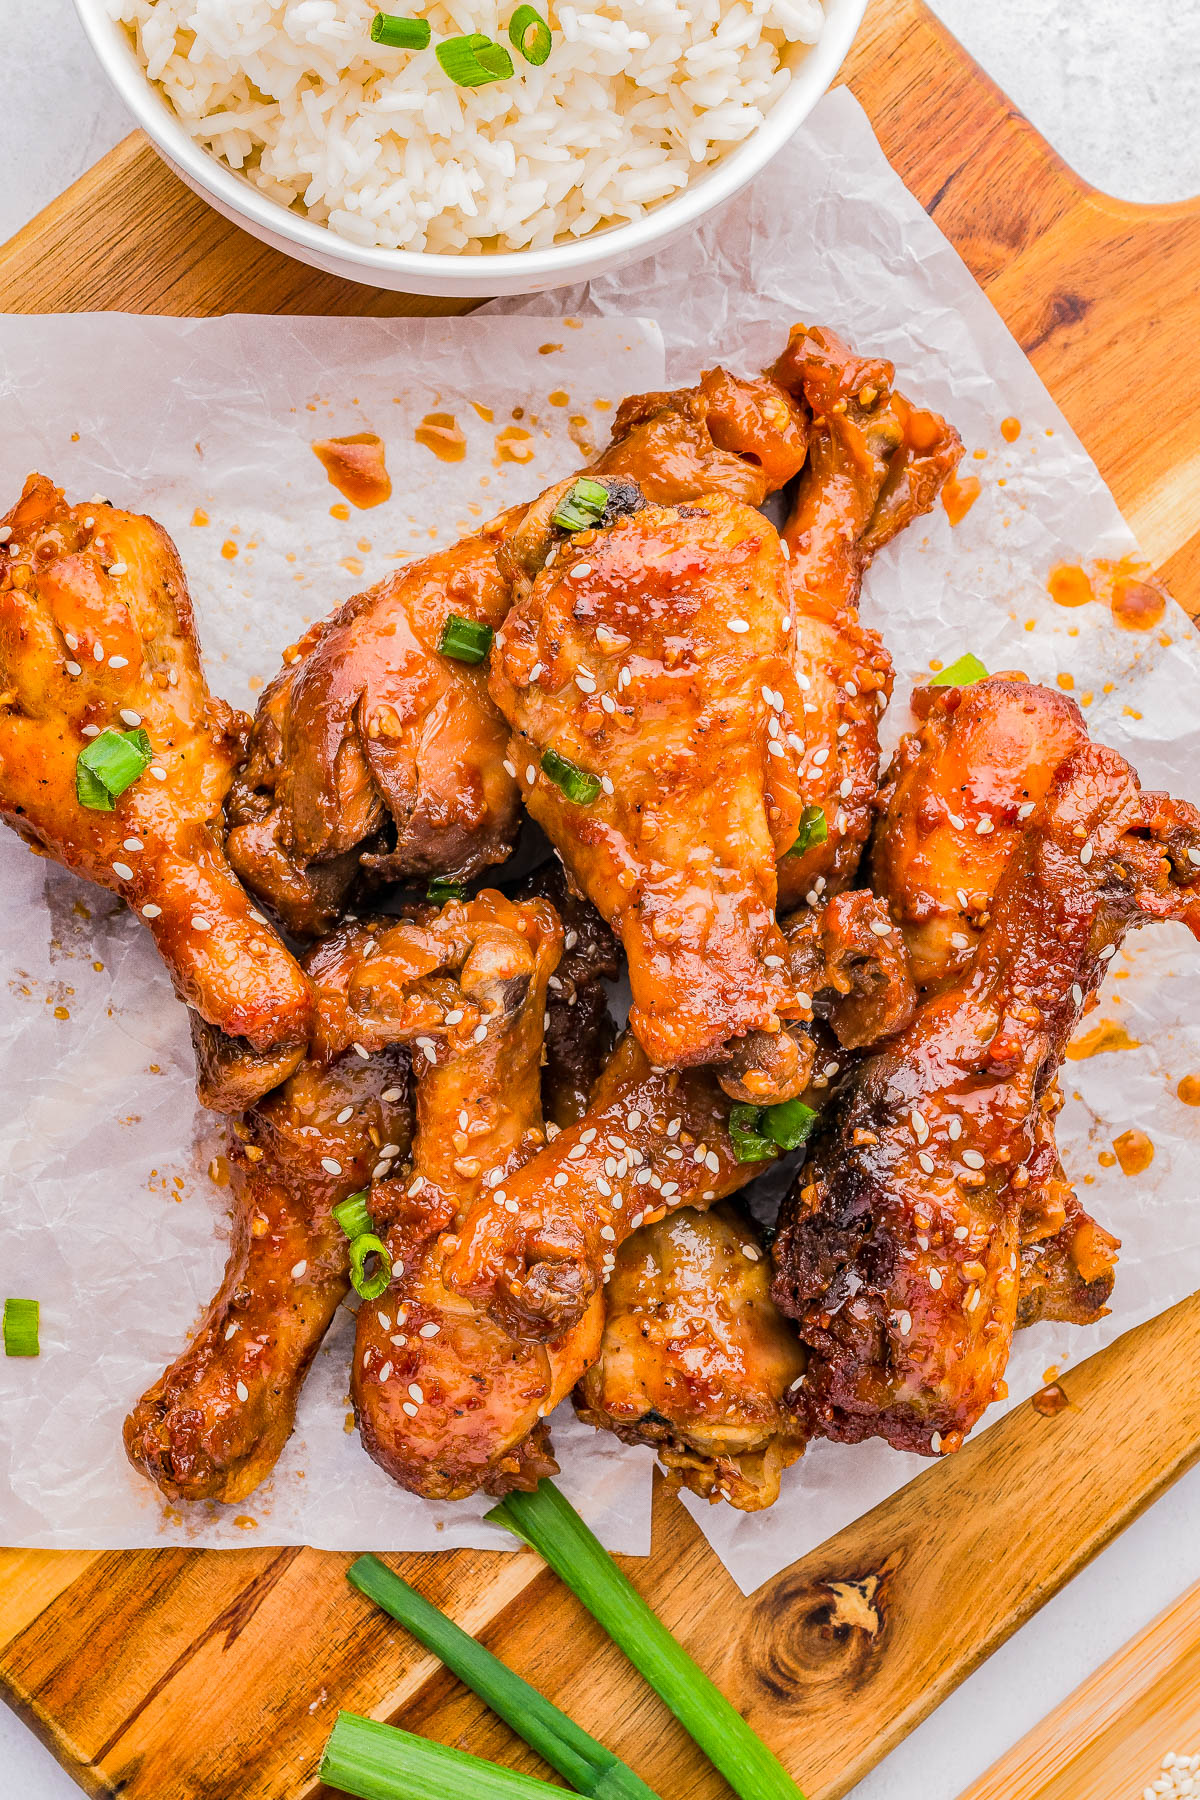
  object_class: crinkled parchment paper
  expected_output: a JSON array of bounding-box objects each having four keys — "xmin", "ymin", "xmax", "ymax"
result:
[{"xmin": 2, "ymin": 91, "xmax": 1198, "ymax": 1586}]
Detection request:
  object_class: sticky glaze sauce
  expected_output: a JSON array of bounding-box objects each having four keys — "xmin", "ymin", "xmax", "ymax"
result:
[
  {"xmin": 313, "ymin": 433, "xmax": 392, "ymax": 506},
  {"xmin": 495, "ymin": 425, "xmax": 534, "ymax": 464},
  {"xmin": 1000, "ymin": 416, "xmax": 1022, "ymax": 443},
  {"xmin": 1177, "ymin": 1075, "xmax": 1200, "ymax": 1106},
  {"xmin": 415, "ymin": 413, "xmax": 467, "ymax": 463},
  {"xmin": 1048, "ymin": 556, "xmax": 1169, "ymax": 631},
  {"xmin": 1064, "ymin": 1020, "xmax": 1141, "ymax": 1061},
  {"xmin": 1111, "ymin": 1128, "xmax": 1154, "ymax": 1176},
  {"xmin": 941, "ymin": 474, "xmax": 981, "ymax": 526},
  {"xmin": 1031, "ymin": 1382, "xmax": 1069, "ymax": 1416}
]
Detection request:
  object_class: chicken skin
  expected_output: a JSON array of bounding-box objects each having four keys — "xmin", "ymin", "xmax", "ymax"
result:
[
  {"xmin": 872, "ymin": 675, "xmax": 1089, "ymax": 989},
  {"xmin": 124, "ymin": 921, "xmax": 411, "ymax": 1504},
  {"xmin": 770, "ymin": 326, "xmax": 963, "ymax": 910},
  {"xmin": 773, "ymin": 739, "xmax": 1200, "ymax": 1455},
  {"xmin": 350, "ymin": 892, "xmax": 604, "ymax": 1500},
  {"xmin": 491, "ymin": 491, "xmax": 810, "ymax": 1086},
  {"xmin": 0, "ymin": 476, "xmax": 312, "ymax": 1081},
  {"xmin": 576, "ymin": 1203, "xmax": 807, "ymax": 1511},
  {"xmin": 228, "ymin": 365, "xmax": 809, "ymax": 941}
]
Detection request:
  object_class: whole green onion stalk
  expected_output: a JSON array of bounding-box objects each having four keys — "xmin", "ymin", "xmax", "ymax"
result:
[{"xmin": 321, "ymin": 1712, "xmax": 574, "ymax": 1800}]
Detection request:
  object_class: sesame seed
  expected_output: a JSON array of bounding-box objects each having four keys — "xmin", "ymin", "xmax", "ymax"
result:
[
  {"xmin": 599, "ymin": 1224, "xmax": 616, "ymax": 1241},
  {"xmin": 839, "ymin": 777, "xmax": 853, "ymax": 797},
  {"xmin": 1189, "ymin": 848, "xmax": 1200, "ymax": 868},
  {"xmin": 0, "ymin": 527, "xmax": 9, "ymax": 543},
  {"xmin": 529, "ymin": 663, "xmax": 544, "ymax": 682},
  {"xmin": 954, "ymin": 1225, "xmax": 968, "ymax": 1240},
  {"xmin": 727, "ymin": 618, "xmax": 750, "ymax": 633},
  {"xmin": 601, "ymin": 693, "xmax": 616, "ymax": 713},
  {"xmin": 321, "ymin": 1158, "xmax": 343, "ymax": 1175},
  {"xmin": 123, "ymin": 837, "xmax": 142, "ymax": 852},
  {"xmin": 336, "ymin": 1106, "xmax": 354, "ymax": 1124},
  {"xmin": 571, "ymin": 563, "xmax": 592, "ymax": 579},
  {"xmin": 473, "ymin": 1024, "xmax": 488, "ymax": 1043},
  {"xmin": 1017, "ymin": 801, "xmax": 1035, "ymax": 819},
  {"xmin": 381, "ymin": 1087, "xmax": 403, "ymax": 1102},
  {"xmin": 1080, "ymin": 841, "xmax": 1094, "ymax": 866},
  {"xmin": 976, "ymin": 818, "xmax": 994, "ymax": 836},
  {"xmin": 81, "ymin": 724, "xmax": 100, "ymax": 737},
  {"xmin": 600, "ymin": 775, "xmax": 614, "ymax": 795},
  {"xmin": 1098, "ymin": 945, "xmax": 1117, "ymax": 962},
  {"xmin": 408, "ymin": 1383, "xmax": 424, "ymax": 1403},
  {"xmin": 869, "ymin": 918, "xmax": 891, "ymax": 937},
  {"xmin": 444, "ymin": 1009, "xmax": 464, "ymax": 1025},
  {"xmin": 910, "ymin": 1110, "xmax": 928, "ymax": 1143},
  {"xmin": 191, "ymin": 915, "xmax": 211, "ymax": 931},
  {"xmin": 897, "ymin": 1311, "xmax": 912, "ymax": 1336},
  {"xmin": 961, "ymin": 1150, "xmax": 985, "ymax": 1170},
  {"xmin": 575, "ymin": 674, "xmax": 596, "ymax": 693},
  {"xmin": 291, "ymin": 1260, "xmax": 307, "ymax": 1278},
  {"xmin": 947, "ymin": 812, "xmax": 965, "ymax": 830},
  {"xmin": 379, "ymin": 1314, "xmax": 391, "ymax": 1332},
  {"xmin": 812, "ymin": 747, "xmax": 830, "ymax": 766},
  {"xmin": 377, "ymin": 1361, "xmax": 393, "ymax": 1382},
  {"xmin": 391, "ymin": 1334, "xmax": 408, "ymax": 1347},
  {"xmin": 931, "ymin": 1432, "xmax": 943, "ymax": 1453},
  {"xmin": 627, "ymin": 1110, "xmax": 643, "ymax": 1129},
  {"xmin": 767, "ymin": 739, "xmax": 785, "ymax": 757},
  {"xmin": 505, "ymin": 1198, "xmax": 519, "ymax": 1214},
  {"xmin": 580, "ymin": 1128, "xmax": 597, "ymax": 1144},
  {"xmin": 1071, "ymin": 983, "xmax": 1083, "ymax": 1007},
  {"xmin": 553, "ymin": 1172, "xmax": 568, "ymax": 1188},
  {"xmin": 419, "ymin": 1322, "xmax": 440, "ymax": 1338},
  {"xmin": 660, "ymin": 1181, "xmax": 679, "ymax": 1198},
  {"xmin": 797, "ymin": 672, "xmax": 811, "ymax": 691},
  {"xmin": 780, "ymin": 541, "xmax": 791, "ymax": 561},
  {"xmin": 119, "ymin": 709, "xmax": 142, "ymax": 728},
  {"xmin": 947, "ymin": 1117, "xmax": 962, "ymax": 1141},
  {"xmin": 141, "ymin": 903, "xmax": 162, "ymax": 919},
  {"xmin": 408, "ymin": 1176, "xmax": 425, "ymax": 1196},
  {"xmin": 666, "ymin": 1118, "xmax": 681, "ymax": 1137},
  {"xmin": 402, "ymin": 1401, "xmax": 418, "ymax": 1417},
  {"xmin": 705, "ymin": 1151, "xmax": 720, "ymax": 1173},
  {"xmin": 225, "ymin": 1322, "xmax": 238, "ymax": 1340},
  {"xmin": 503, "ymin": 759, "xmax": 516, "ymax": 778},
  {"xmin": 741, "ymin": 1245, "xmax": 760, "ymax": 1261},
  {"xmin": 111, "ymin": 862, "xmax": 134, "ymax": 881},
  {"xmin": 392, "ymin": 1259, "xmax": 405, "ymax": 1279},
  {"xmin": 526, "ymin": 764, "xmax": 537, "ymax": 784},
  {"xmin": 93, "ymin": 643, "xmax": 105, "ymax": 662},
  {"xmin": 371, "ymin": 1161, "xmax": 390, "ymax": 1181},
  {"xmin": 929, "ymin": 1268, "xmax": 943, "ymax": 1290},
  {"xmin": 968, "ymin": 1286, "xmax": 980, "ymax": 1311},
  {"xmin": 950, "ymin": 933, "xmax": 971, "ymax": 949},
  {"xmin": 149, "ymin": 764, "xmax": 167, "ymax": 780},
  {"xmin": 64, "ymin": 660, "xmax": 82, "ymax": 677},
  {"xmin": 107, "ymin": 561, "xmax": 128, "ymax": 576},
  {"xmin": 352, "ymin": 1042, "xmax": 370, "ymax": 1060},
  {"xmin": 236, "ymin": 1381, "xmax": 249, "ymax": 1402},
  {"xmin": 918, "ymin": 1152, "xmax": 934, "ymax": 1174}
]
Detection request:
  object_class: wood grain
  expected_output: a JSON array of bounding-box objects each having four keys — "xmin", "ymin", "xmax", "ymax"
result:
[
  {"xmin": 2, "ymin": 1, "xmax": 1199, "ymax": 1796},
  {"xmin": 959, "ymin": 1577, "xmax": 1200, "ymax": 1800}
]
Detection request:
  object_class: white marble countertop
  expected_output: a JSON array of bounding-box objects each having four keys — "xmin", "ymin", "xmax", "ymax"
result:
[{"xmin": 2, "ymin": 4, "xmax": 1198, "ymax": 1797}]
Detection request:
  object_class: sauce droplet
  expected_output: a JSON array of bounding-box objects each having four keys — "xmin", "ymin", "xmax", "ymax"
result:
[
  {"xmin": 548, "ymin": 389, "xmax": 569, "ymax": 407},
  {"xmin": 1000, "ymin": 416, "xmax": 1022, "ymax": 443},
  {"xmin": 1112, "ymin": 1128, "xmax": 1154, "ymax": 1176},
  {"xmin": 313, "ymin": 433, "xmax": 393, "ymax": 506},
  {"xmin": 190, "ymin": 508, "xmax": 209, "ymax": 527},
  {"xmin": 221, "ymin": 540, "xmax": 238, "ymax": 560},
  {"xmin": 471, "ymin": 401, "xmax": 494, "ymax": 423},
  {"xmin": 495, "ymin": 425, "xmax": 534, "ymax": 465},
  {"xmin": 1032, "ymin": 1382, "xmax": 1070, "ymax": 1417},
  {"xmin": 1048, "ymin": 563, "xmax": 1094, "ymax": 608},
  {"xmin": 941, "ymin": 474, "xmax": 981, "ymax": 526},
  {"xmin": 1177, "ymin": 1074, "xmax": 1200, "ymax": 1106},
  {"xmin": 415, "ymin": 413, "xmax": 467, "ymax": 464},
  {"xmin": 1111, "ymin": 574, "xmax": 1166, "ymax": 632},
  {"xmin": 1064, "ymin": 1020, "xmax": 1141, "ymax": 1061}
]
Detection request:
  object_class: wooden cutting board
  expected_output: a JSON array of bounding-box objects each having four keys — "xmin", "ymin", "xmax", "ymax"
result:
[{"xmin": 3, "ymin": 3, "xmax": 1200, "ymax": 1796}]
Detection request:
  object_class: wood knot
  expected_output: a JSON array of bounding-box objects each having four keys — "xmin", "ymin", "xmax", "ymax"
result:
[{"xmin": 746, "ymin": 1558, "xmax": 899, "ymax": 1705}]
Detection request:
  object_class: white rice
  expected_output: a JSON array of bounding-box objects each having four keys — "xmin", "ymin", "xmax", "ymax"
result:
[{"xmin": 107, "ymin": 0, "xmax": 825, "ymax": 252}]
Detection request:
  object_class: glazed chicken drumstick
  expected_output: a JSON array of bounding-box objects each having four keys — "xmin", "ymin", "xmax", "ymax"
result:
[
  {"xmin": 773, "ymin": 731, "xmax": 1200, "ymax": 1455},
  {"xmin": 125, "ymin": 920, "xmax": 411, "ymax": 1503},
  {"xmin": 227, "ymin": 363, "xmax": 809, "ymax": 939},
  {"xmin": 0, "ymin": 475, "xmax": 312, "ymax": 1097}
]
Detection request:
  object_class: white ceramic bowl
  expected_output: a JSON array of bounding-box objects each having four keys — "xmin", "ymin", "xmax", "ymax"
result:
[{"xmin": 74, "ymin": 0, "xmax": 867, "ymax": 298}]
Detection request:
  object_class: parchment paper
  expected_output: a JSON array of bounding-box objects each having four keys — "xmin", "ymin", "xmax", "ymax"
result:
[{"xmin": 2, "ymin": 90, "xmax": 1198, "ymax": 1590}]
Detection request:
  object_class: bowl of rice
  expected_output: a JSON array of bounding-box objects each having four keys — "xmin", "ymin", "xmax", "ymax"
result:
[{"xmin": 78, "ymin": 0, "xmax": 867, "ymax": 296}]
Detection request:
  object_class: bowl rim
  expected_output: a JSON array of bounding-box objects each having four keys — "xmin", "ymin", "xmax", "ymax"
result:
[{"xmin": 73, "ymin": 0, "xmax": 868, "ymax": 282}]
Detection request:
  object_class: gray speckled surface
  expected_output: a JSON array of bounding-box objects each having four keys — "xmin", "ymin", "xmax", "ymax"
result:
[{"xmin": 2, "ymin": 5, "xmax": 1198, "ymax": 1798}]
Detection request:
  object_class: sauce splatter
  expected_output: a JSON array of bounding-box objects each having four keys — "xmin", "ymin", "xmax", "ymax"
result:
[
  {"xmin": 1064, "ymin": 1020, "xmax": 1141, "ymax": 1061},
  {"xmin": 1032, "ymin": 1382, "xmax": 1070, "ymax": 1417},
  {"xmin": 1177, "ymin": 1074, "xmax": 1200, "ymax": 1106},
  {"xmin": 495, "ymin": 425, "xmax": 534, "ymax": 465},
  {"xmin": 1056, "ymin": 672, "xmax": 1074, "ymax": 690},
  {"xmin": 330, "ymin": 503, "xmax": 351, "ymax": 521},
  {"xmin": 568, "ymin": 415, "xmax": 595, "ymax": 458},
  {"xmin": 1048, "ymin": 563, "xmax": 1093, "ymax": 608},
  {"xmin": 191, "ymin": 508, "xmax": 209, "ymax": 527},
  {"xmin": 548, "ymin": 389, "xmax": 569, "ymax": 407},
  {"xmin": 1000, "ymin": 417, "xmax": 1022, "ymax": 443},
  {"xmin": 1112, "ymin": 1128, "xmax": 1154, "ymax": 1176},
  {"xmin": 221, "ymin": 540, "xmax": 238, "ymax": 560},
  {"xmin": 313, "ymin": 433, "xmax": 392, "ymax": 506},
  {"xmin": 1111, "ymin": 574, "xmax": 1166, "ymax": 632},
  {"xmin": 415, "ymin": 413, "xmax": 467, "ymax": 463},
  {"xmin": 471, "ymin": 401, "xmax": 494, "ymax": 423},
  {"xmin": 941, "ymin": 474, "xmax": 981, "ymax": 526},
  {"xmin": 538, "ymin": 343, "xmax": 562, "ymax": 356}
]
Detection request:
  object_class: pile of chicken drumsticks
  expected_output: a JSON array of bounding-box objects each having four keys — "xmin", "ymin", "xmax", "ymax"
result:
[{"xmin": 3, "ymin": 323, "xmax": 1198, "ymax": 1518}]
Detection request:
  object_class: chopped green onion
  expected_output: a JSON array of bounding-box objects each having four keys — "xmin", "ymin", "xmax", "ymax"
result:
[
  {"xmin": 436, "ymin": 32, "xmax": 513, "ymax": 86},
  {"xmin": 76, "ymin": 726, "xmax": 152, "ymax": 811},
  {"xmin": 350, "ymin": 1233, "xmax": 390, "ymax": 1301},
  {"xmin": 930, "ymin": 652, "xmax": 988, "ymax": 688},
  {"xmin": 782, "ymin": 803, "xmax": 828, "ymax": 860},
  {"xmin": 552, "ymin": 477, "xmax": 609, "ymax": 533},
  {"xmin": 371, "ymin": 11, "xmax": 432, "ymax": 47},
  {"xmin": 439, "ymin": 613, "xmax": 494, "ymax": 664},
  {"xmin": 333, "ymin": 1191, "xmax": 374, "ymax": 1241},
  {"xmin": 426, "ymin": 878, "xmax": 468, "ymax": 905},
  {"xmin": 487, "ymin": 1482, "xmax": 807, "ymax": 1800},
  {"xmin": 3, "ymin": 1298, "xmax": 39, "ymax": 1357},
  {"xmin": 508, "ymin": 3, "xmax": 553, "ymax": 63},
  {"xmin": 346, "ymin": 1557, "xmax": 659, "ymax": 1798},
  {"xmin": 540, "ymin": 748, "xmax": 601, "ymax": 806},
  {"xmin": 321, "ymin": 1711, "xmax": 568, "ymax": 1799},
  {"xmin": 728, "ymin": 1102, "xmax": 777, "ymax": 1164},
  {"xmin": 729, "ymin": 1097, "xmax": 818, "ymax": 1162},
  {"xmin": 763, "ymin": 1097, "xmax": 818, "ymax": 1151}
]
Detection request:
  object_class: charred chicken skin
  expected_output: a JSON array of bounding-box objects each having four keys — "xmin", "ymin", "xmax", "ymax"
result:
[
  {"xmin": 0, "ymin": 476, "xmax": 312, "ymax": 1080},
  {"xmin": 350, "ymin": 892, "xmax": 604, "ymax": 1500},
  {"xmin": 773, "ymin": 736, "xmax": 1200, "ymax": 1455},
  {"xmin": 124, "ymin": 921, "xmax": 411, "ymax": 1504},
  {"xmin": 770, "ymin": 326, "xmax": 962, "ymax": 910},
  {"xmin": 576, "ymin": 1202, "xmax": 807, "ymax": 1511}
]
